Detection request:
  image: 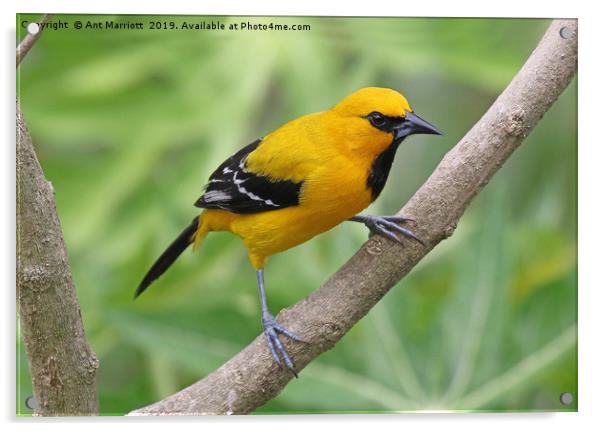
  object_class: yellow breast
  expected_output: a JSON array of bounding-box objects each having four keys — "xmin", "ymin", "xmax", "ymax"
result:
[{"xmin": 231, "ymin": 155, "xmax": 372, "ymax": 265}]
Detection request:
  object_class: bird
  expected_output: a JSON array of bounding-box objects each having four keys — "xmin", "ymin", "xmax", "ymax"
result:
[{"xmin": 135, "ymin": 87, "xmax": 442, "ymax": 376}]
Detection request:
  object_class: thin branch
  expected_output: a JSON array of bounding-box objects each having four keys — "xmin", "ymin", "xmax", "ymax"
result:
[
  {"xmin": 16, "ymin": 14, "xmax": 53, "ymax": 67},
  {"xmin": 129, "ymin": 18, "xmax": 577, "ymax": 415},
  {"xmin": 17, "ymin": 17, "xmax": 99, "ymax": 415}
]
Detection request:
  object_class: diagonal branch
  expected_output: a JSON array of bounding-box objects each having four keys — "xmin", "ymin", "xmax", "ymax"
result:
[
  {"xmin": 17, "ymin": 14, "xmax": 99, "ymax": 416},
  {"xmin": 16, "ymin": 14, "xmax": 53, "ymax": 67},
  {"xmin": 130, "ymin": 18, "xmax": 577, "ymax": 415}
]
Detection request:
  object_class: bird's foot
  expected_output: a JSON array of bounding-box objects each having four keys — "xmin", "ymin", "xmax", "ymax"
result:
[
  {"xmin": 262, "ymin": 313, "xmax": 303, "ymax": 377},
  {"xmin": 355, "ymin": 215, "xmax": 424, "ymax": 245}
]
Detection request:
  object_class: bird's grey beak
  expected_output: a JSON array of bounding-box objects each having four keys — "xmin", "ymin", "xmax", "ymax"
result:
[{"xmin": 394, "ymin": 111, "xmax": 443, "ymax": 141}]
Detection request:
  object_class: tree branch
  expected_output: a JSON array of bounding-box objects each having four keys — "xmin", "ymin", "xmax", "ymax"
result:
[
  {"xmin": 16, "ymin": 14, "xmax": 53, "ymax": 67},
  {"xmin": 129, "ymin": 18, "xmax": 577, "ymax": 415},
  {"xmin": 17, "ymin": 15, "xmax": 99, "ymax": 416}
]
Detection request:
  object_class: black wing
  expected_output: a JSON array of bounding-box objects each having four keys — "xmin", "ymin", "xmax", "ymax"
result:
[{"xmin": 194, "ymin": 139, "xmax": 303, "ymax": 214}]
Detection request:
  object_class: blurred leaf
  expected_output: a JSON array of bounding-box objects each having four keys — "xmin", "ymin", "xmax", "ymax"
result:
[
  {"xmin": 106, "ymin": 310, "xmax": 239, "ymax": 374},
  {"xmin": 454, "ymin": 325, "xmax": 576, "ymax": 410}
]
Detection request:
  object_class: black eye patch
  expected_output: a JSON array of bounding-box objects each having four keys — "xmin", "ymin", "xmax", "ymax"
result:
[{"xmin": 366, "ymin": 112, "xmax": 405, "ymax": 133}]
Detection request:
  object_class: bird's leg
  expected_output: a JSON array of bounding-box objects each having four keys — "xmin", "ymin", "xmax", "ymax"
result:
[
  {"xmin": 256, "ymin": 269, "xmax": 303, "ymax": 377},
  {"xmin": 349, "ymin": 214, "xmax": 424, "ymax": 245}
]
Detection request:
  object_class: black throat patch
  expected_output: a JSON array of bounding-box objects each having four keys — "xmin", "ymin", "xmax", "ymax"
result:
[{"xmin": 366, "ymin": 140, "xmax": 402, "ymax": 201}]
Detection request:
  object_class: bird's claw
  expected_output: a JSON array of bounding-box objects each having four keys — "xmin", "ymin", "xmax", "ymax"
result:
[
  {"xmin": 362, "ymin": 215, "xmax": 424, "ymax": 245},
  {"xmin": 262, "ymin": 313, "xmax": 303, "ymax": 377}
]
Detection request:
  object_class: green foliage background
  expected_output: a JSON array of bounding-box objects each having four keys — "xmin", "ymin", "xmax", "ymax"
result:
[{"xmin": 17, "ymin": 15, "xmax": 577, "ymax": 414}]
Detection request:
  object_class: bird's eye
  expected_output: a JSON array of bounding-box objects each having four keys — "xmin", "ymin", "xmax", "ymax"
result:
[{"xmin": 368, "ymin": 112, "xmax": 386, "ymax": 128}]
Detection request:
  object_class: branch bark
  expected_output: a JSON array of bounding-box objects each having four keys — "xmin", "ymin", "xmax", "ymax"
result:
[
  {"xmin": 130, "ymin": 19, "xmax": 577, "ymax": 416},
  {"xmin": 16, "ymin": 14, "xmax": 53, "ymax": 67},
  {"xmin": 17, "ymin": 15, "xmax": 99, "ymax": 416}
]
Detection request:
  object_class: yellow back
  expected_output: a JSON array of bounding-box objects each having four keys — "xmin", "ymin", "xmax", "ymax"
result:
[{"xmin": 246, "ymin": 87, "xmax": 413, "ymax": 182}]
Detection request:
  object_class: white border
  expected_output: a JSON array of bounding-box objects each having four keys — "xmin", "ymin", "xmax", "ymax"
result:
[{"xmin": 3, "ymin": 0, "xmax": 584, "ymax": 17}]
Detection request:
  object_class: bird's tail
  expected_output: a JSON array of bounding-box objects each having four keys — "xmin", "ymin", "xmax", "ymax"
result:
[{"xmin": 135, "ymin": 214, "xmax": 209, "ymax": 298}]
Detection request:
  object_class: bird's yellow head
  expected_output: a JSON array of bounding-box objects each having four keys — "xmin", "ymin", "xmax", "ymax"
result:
[
  {"xmin": 329, "ymin": 87, "xmax": 442, "ymax": 157},
  {"xmin": 333, "ymin": 87, "xmax": 413, "ymax": 119}
]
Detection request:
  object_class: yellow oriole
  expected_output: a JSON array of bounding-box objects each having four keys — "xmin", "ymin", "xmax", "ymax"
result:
[{"xmin": 136, "ymin": 87, "xmax": 442, "ymax": 375}]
